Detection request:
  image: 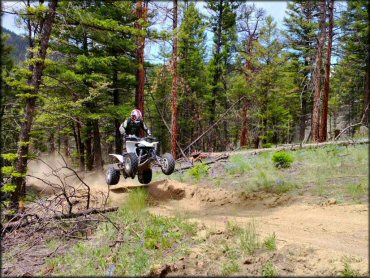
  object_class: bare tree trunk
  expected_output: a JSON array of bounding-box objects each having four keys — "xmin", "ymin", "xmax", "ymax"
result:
[
  {"xmin": 93, "ymin": 120, "xmax": 103, "ymax": 171},
  {"xmin": 12, "ymin": 0, "xmax": 58, "ymax": 210},
  {"xmin": 312, "ymin": 0, "xmax": 326, "ymax": 142},
  {"xmin": 63, "ymin": 136, "xmax": 69, "ymax": 157},
  {"xmin": 170, "ymin": 0, "xmax": 179, "ymax": 159},
  {"xmin": 135, "ymin": 0, "xmax": 147, "ymax": 116},
  {"xmin": 240, "ymin": 99, "xmax": 249, "ymax": 147},
  {"xmin": 75, "ymin": 120, "xmax": 85, "ymax": 171},
  {"xmin": 85, "ymin": 120, "xmax": 93, "ymax": 171},
  {"xmin": 319, "ymin": 0, "xmax": 334, "ymax": 142}
]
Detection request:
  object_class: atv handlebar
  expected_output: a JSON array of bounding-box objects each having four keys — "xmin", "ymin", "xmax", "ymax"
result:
[{"xmin": 124, "ymin": 135, "xmax": 158, "ymax": 141}]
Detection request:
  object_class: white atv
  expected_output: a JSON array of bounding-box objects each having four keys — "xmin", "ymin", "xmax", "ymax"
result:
[{"xmin": 106, "ymin": 135, "xmax": 175, "ymax": 185}]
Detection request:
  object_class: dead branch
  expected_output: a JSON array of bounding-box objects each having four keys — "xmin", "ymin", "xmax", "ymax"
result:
[
  {"xmin": 148, "ymin": 92, "xmax": 190, "ymax": 163},
  {"xmin": 174, "ymin": 154, "xmax": 229, "ymax": 172},
  {"xmin": 183, "ymin": 96, "xmax": 247, "ymax": 153},
  {"xmin": 335, "ymin": 103, "xmax": 369, "ymax": 140},
  {"xmin": 2, "ymin": 207, "xmax": 118, "ymax": 233}
]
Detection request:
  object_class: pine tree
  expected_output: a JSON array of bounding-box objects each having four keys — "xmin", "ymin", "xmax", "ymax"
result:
[
  {"xmin": 312, "ymin": 0, "xmax": 326, "ymax": 142},
  {"xmin": 236, "ymin": 3, "xmax": 265, "ymax": 147},
  {"xmin": 283, "ymin": 0, "xmax": 318, "ymax": 141},
  {"xmin": 178, "ymin": 3, "xmax": 208, "ymax": 150},
  {"xmin": 170, "ymin": 0, "xmax": 179, "ymax": 158},
  {"xmin": 206, "ymin": 0, "xmax": 239, "ymax": 150},
  {"xmin": 319, "ymin": 0, "xmax": 335, "ymax": 142},
  {"xmin": 12, "ymin": 0, "xmax": 59, "ymax": 210}
]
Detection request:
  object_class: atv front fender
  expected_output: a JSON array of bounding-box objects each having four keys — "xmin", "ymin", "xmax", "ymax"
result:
[{"xmin": 109, "ymin": 154, "xmax": 124, "ymax": 164}]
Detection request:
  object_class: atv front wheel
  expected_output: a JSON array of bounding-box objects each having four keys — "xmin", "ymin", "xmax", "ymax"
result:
[
  {"xmin": 161, "ymin": 153, "xmax": 175, "ymax": 175},
  {"xmin": 138, "ymin": 168, "xmax": 152, "ymax": 184},
  {"xmin": 124, "ymin": 153, "xmax": 139, "ymax": 178},
  {"xmin": 106, "ymin": 166, "xmax": 120, "ymax": 186}
]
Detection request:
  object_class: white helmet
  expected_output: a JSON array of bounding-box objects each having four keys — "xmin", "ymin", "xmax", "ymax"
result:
[{"xmin": 130, "ymin": 109, "xmax": 142, "ymax": 123}]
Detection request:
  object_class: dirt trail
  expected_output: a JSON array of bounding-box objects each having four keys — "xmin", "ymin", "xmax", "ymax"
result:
[
  {"xmin": 26, "ymin": 157, "xmax": 368, "ymax": 275},
  {"xmin": 106, "ymin": 178, "xmax": 368, "ymax": 275}
]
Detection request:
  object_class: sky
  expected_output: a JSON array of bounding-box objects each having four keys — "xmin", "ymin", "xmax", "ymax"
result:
[{"xmin": 2, "ymin": 1, "xmax": 289, "ymax": 63}]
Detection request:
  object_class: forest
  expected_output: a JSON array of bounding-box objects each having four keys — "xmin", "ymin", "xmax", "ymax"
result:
[
  {"xmin": 0, "ymin": 0, "xmax": 369, "ymax": 210},
  {"xmin": 1, "ymin": 1, "xmax": 369, "ymax": 276}
]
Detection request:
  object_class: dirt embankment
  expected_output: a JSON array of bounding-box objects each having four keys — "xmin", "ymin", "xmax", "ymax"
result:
[{"xmin": 107, "ymin": 178, "xmax": 368, "ymax": 276}]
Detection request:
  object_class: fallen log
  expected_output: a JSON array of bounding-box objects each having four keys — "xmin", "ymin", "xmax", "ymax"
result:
[
  {"xmin": 174, "ymin": 154, "xmax": 229, "ymax": 172},
  {"xmin": 1, "ymin": 206, "xmax": 119, "ymax": 234},
  {"xmin": 233, "ymin": 138, "xmax": 369, "ymax": 156}
]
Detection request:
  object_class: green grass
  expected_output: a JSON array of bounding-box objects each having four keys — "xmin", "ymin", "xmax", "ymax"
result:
[
  {"xmin": 125, "ymin": 187, "xmax": 148, "ymax": 212},
  {"xmin": 239, "ymin": 221, "xmax": 260, "ymax": 255},
  {"xmin": 263, "ymin": 232, "xmax": 277, "ymax": 251},
  {"xmin": 346, "ymin": 183, "xmax": 368, "ymax": 201},
  {"xmin": 221, "ymin": 259, "xmax": 240, "ymax": 276},
  {"xmin": 185, "ymin": 144, "xmax": 369, "ymax": 203},
  {"xmin": 340, "ymin": 261, "xmax": 360, "ymax": 277},
  {"xmin": 188, "ymin": 163, "xmax": 209, "ymax": 181},
  {"xmin": 44, "ymin": 189, "xmax": 196, "ymax": 276},
  {"xmin": 261, "ymin": 261, "xmax": 278, "ymax": 277}
]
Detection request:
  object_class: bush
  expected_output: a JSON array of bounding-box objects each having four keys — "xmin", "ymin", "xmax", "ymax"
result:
[
  {"xmin": 262, "ymin": 143, "xmax": 273, "ymax": 148},
  {"xmin": 272, "ymin": 151, "xmax": 294, "ymax": 168},
  {"xmin": 188, "ymin": 163, "xmax": 209, "ymax": 181}
]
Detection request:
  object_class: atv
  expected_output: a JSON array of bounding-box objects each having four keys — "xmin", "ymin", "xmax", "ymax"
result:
[{"xmin": 105, "ymin": 135, "xmax": 175, "ymax": 185}]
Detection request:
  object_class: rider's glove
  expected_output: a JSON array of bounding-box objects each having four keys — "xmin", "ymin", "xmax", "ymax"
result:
[{"xmin": 147, "ymin": 129, "xmax": 152, "ymax": 136}]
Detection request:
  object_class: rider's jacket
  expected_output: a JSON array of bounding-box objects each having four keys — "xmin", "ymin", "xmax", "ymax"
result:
[{"xmin": 119, "ymin": 118, "xmax": 151, "ymax": 137}]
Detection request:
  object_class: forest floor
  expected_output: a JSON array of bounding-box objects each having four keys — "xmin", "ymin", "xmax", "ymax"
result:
[{"xmin": 2, "ymin": 143, "xmax": 368, "ymax": 276}]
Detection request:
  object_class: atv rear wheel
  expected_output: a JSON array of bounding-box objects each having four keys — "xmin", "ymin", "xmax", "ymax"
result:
[
  {"xmin": 106, "ymin": 166, "xmax": 120, "ymax": 186},
  {"xmin": 161, "ymin": 153, "xmax": 175, "ymax": 175},
  {"xmin": 124, "ymin": 153, "xmax": 138, "ymax": 178},
  {"xmin": 138, "ymin": 168, "xmax": 152, "ymax": 184}
]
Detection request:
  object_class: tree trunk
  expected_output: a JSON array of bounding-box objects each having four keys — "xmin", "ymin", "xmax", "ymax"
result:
[
  {"xmin": 209, "ymin": 2, "xmax": 223, "ymax": 150},
  {"xmin": 63, "ymin": 136, "xmax": 69, "ymax": 157},
  {"xmin": 240, "ymin": 99, "xmax": 249, "ymax": 147},
  {"xmin": 240, "ymin": 40, "xmax": 253, "ymax": 147},
  {"xmin": 12, "ymin": 0, "xmax": 58, "ymax": 210},
  {"xmin": 170, "ymin": 0, "xmax": 179, "ymax": 159},
  {"xmin": 85, "ymin": 120, "xmax": 93, "ymax": 171},
  {"xmin": 49, "ymin": 132, "xmax": 55, "ymax": 153},
  {"xmin": 75, "ymin": 120, "xmax": 85, "ymax": 171},
  {"xmin": 299, "ymin": 59, "xmax": 310, "ymax": 142},
  {"xmin": 319, "ymin": 0, "xmax": 334, "ymax": 142},
  {"xmin": 112, "ymin": 68, "xmax": 122, "ymax": 154},
  {"xmin": 92, "ymin": 119, "xmax": 103, "ymax": 171},
  {"xmin": 135, "ymin": 0, "xmax": 147, "ymax": 116},
  {"xmin": 364, "ymin": 0, "xmax": 370, "ymax": 127},
  {"xmin": 312, "ymin": 0, "xmax": 326, "ymax": 142}
]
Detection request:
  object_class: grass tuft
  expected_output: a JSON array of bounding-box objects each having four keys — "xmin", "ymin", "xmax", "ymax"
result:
[
  {"xmin": 239, "ymin": 221, "xmax": 260, "ymax": 255},
  {"xmin": 340, "ymin": 261, "xmax": 360, "ymax": 277},
  {"xmin": 261, "ymin": 261, "xmax": 278, "ymax": 277},
  {"xmin": 263, "ymin": 232, "xmax": 277, "ymax": 251},
  {"xmin": 221, "ymin": 260, "xmax": 240, "ymax": 276}
]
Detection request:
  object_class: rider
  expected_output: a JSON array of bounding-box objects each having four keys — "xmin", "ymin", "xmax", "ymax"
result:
[{"xmin": 119, "ymin": 109, "xmax": 151, "ymax": 138}]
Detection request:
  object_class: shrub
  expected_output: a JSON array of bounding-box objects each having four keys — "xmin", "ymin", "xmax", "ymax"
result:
[
  {"xmin": 188, "ymin": 163, "xmax": 209, "ymax": 181},
  {"xmin": 272, "ymin": 151, "xmax": 294, "ymax": 168},
  {"xmin": 262, "ymin": 143, "xmax": 273, "ymax": 148}
]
